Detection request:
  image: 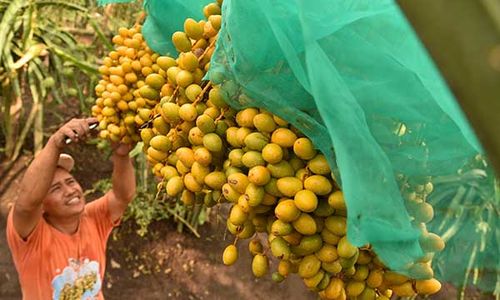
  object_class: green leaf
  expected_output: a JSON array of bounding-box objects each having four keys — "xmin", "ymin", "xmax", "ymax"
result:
[
  {"xmin": 29, "ymin": 57, "xmax": 49, "ymax": 99},
  {"xmin": 130, "ymin": 142, "xmax": 144, "ymax": 157},
  {"xmin": 70, "ymin": 75, "xmax": 87, "ymax": 112},
  {"xmin": 1, "ymin": 80, "xmax": 14, "ymax": 156},
  {"xmin": 98, "ymin": 0, "xmax": 136, "ymax": 6},
  {"xmin": 2, "ymin": 42, "xmax": 21, "ymax": 98},
  {"xmin": 437, "ymin": 185, "xmax": 467, "ymax": 233},
  {"xmin": 34, "ymin": 0, "xmax": 87, "ymax": 12},
  {"xmin": 11, "ymin": 44, "xmax": 47, "ymax": 70},
  {"xmin": 52, "ymin": 46, "xmax": 98, "ymax": 75},
  {"xmin": 11, "ymin": 90, "xmax": 38, "ymax": 162},
  {"xmin": 21, "ymin": 0, "xmax": 35, "ymax": 51},
  {"xmin": 0, "ymin": 0, "xmax": 25, "ymax": 64},
  {"xmin": 28, "ymin": 61, "xmax": 44, "ymax": 153},
  {"xmin": 1, "ymin": 31, "xmax": 15, "ymax": 72},
  {"xmin": 88, "ymin": 18, "xmax": 113, "ymax": 51},
  {"xmin": 47, "ymin": 51, "xmax": 65, "ymax": 103},
  {"xmin": 35, "ymin": 28, "xmax": 98, "ymax": 75},
  {"xmin": 38, "ymin": 21, "xmax": 78, "ymax": 47}
]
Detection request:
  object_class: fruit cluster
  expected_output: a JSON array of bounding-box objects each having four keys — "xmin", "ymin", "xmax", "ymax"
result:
[
  {"xmin": 219, "ymin": 108, "xmax": 443, "ymax": 299},
  {"xmin": 91, "ymin": 24, "xmax": 163, "ymax": 144}
]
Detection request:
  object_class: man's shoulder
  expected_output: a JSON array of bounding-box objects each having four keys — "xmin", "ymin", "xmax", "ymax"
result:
[
  {"xmin": 6, "ymin": 208, "xmax": 49, "ymax": 257},
  {"xmin": 84, "ymin": 194, "xmax": 109, "ymax": 211},
  {"xmin": 82, "ymin": 194, "xmax": 110, "ymax": 222}
]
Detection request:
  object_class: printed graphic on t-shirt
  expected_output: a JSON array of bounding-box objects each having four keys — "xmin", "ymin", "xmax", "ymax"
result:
[{"xmin": 51, "ymin": 258, "xmax": 101, "ymax": 300}]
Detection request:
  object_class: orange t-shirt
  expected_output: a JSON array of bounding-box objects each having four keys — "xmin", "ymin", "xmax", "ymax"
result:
[{"xmin": 6, "ymin": 195, "xmax": 120, "ymax": 300}]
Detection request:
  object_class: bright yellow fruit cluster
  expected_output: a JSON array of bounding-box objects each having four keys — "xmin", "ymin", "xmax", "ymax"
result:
[
  {"xmin": 219, "ymin": 108, "xmax": 443, "ymax": 299},
  {"xmin": 92, "ymin": 24, "xmax": 165, "ymax": 144}
]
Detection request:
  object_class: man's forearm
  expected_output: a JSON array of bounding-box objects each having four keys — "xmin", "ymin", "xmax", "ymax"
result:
[
  {"xmin": 16, "ymin": 137, "xmax": 61, "ymax": 210},
  {"xmin": 111, "ymin": 154, "xmax": 136, "ymax": 203}
]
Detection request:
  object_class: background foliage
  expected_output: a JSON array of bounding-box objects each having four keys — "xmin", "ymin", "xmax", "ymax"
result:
[{"xmin": 0, "ymin": 0, "xmax": 142, "ymax": 163}]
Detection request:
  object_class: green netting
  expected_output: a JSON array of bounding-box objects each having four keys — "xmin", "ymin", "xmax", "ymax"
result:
[
  {"xmin": 98, "ymin": 0, "xmax": 499, "ymax": 292},
  {"xmin": 98, "ymin": 0, "xmax": 211, "ymax": 55},
  {"xmin": 97, "ymin": 0, "xmax": 135, "ymax": 5},
  {"xmin": 141, "ymin": 0, "xmax": 211, "ymax": 55},
  {"xmin": 207, "ymin": 0, "xmax": 498, "ymax": 292}
]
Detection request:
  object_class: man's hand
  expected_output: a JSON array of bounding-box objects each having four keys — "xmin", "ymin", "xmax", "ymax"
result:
[
  {"xmin": 111, "ymin": 142, "xmax": 133, "ymax": 157},
  {"xmin": 50, "ymin": 117, "xmax": 98, "ymax": 149},
  {"xmin": 108, "ymin": 142, "xmax": 136, "ymax": 223}
]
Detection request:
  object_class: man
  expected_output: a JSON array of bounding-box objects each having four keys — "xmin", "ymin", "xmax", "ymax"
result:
[{"xmin": 6, "ymin": 117, "xmax": 136, "ymax": 300}]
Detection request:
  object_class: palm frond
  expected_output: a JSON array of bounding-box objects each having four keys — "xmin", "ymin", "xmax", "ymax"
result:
[{"xmin": 0, "ymin": 0, "xmax": 25, "ymax": 64}]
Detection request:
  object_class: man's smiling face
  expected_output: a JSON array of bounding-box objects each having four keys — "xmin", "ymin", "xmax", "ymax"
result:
[{"xmin": 42, "ymin": 168, "xmax": 85, "ymax": 219}]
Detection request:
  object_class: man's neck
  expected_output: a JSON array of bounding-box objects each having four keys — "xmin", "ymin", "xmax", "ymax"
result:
[{"xmin": 44, "ymin": 214, "xmax": 81, "ymax": 235}]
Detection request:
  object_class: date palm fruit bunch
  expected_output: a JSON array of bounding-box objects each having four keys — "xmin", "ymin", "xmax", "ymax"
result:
[
  {"xmin": 218, "ymin": 108, "xmax": 444, "ymax": 299},
  {"xmin": 92, "ymin": 24, "xmax": 161, "ymax": 144},
  {"xmin": 135, "ymin": 1, "xmax": 230, "ymax": 186}
]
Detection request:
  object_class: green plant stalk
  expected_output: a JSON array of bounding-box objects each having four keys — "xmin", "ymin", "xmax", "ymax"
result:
[
  {"xmin": 137, "ymin": 152, "xmax": 148, "ymax": 192},
  {"xmin": 51, "ymin": 46, "xmax": 98, "ymax": 75},
  {"xmin": 30, "ymin": 58, "xmax": 48, "ymax": 99},
  {"xmin": 186, "ymin": 206, "xmax": 193, "ymax": 224},
  {"xmin": 1, "ymin": 33, "xmax": 14, "ymax": 155},
  {"xmin": 34, "ymin": 95, "xmax": 43, "ymax": 155},
  {"xmin": 437, "ymin": 185, "xmax": 467, "ymax": 232},
  {"xmin": 167, "ymin": 206, "xmax": 201, "ymax": 238},
  {"xmin": 176, "ymin": 204, "xmax": 184, "ymax": 233},
  {"xmin": 34, "ymin": 0, "xmax": 87, "ymax": 12},
  {"xmin": 39, "ymin": 22, "xmax": 79, "ymax": 48},
  {"xmin": 46, "ymin": 51, "xmax": 66, "ymax": 100},
  {"xmin": 199, "ymin": 207, "xmax": 209, "ymax": 226},
  {"xmin": 88, "ymin": 18, "xmax": 113, "ymax": 51},
  {"xmin": 440, "ymin": 187, "xmax": 476, "ymax": 242},
  {"xmin": 190, "ymin": 203, "xmax": 202, "ymax": 232},
  {"xmin": 3, "ymin": 42, "xmax": 23, "ymax": 160},
  {"xmin": 1, "ymin": 86, "xmax": 13, "ymax": 156},
  {"xmin": 71, "ymin": 75, "xmax": 86, "ymax": 112},
  {"xmin": 21, "ymin": 0, "xmax": 34, "ymax": 51},
  {"xmin": 87, "ymin": 75, "xmax": 98, "ymax": 102},
  {"xmin": 29, "ymin": 63, "xmax": 44, "ymax": 155},
  {"xmin": 189, "ymin": 203, "xmax": 198, "ymax": 226},
  {"xmin": 460, "ymin": 242, "xmax": 478, "ymax": 300},
  {"xmin": 11, "ymin": 97, "xmax": 39, "ymax": 162}
]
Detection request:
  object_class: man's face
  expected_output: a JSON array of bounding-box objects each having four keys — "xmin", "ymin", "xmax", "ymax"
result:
[{"xmin": 42, "ymin": 168, "xmax": 85, "ymax": 219}]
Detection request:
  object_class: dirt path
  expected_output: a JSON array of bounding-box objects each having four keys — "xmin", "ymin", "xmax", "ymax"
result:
[{"xmin": 103, "ymin": 219, "xmax": 315, "ymax": 300}]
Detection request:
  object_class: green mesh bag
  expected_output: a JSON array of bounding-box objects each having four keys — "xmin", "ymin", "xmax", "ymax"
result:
[
  {"xmin": 98, "ymin": 0, "xmax": 210, "ymax": 55},
  {"xmin": 97, "ymin": 0, "xmax": 135, "ymax": 5},
  {"xmin": 141, "ymin": 0, "xmax": 211, "ymax": 55},
  {"xmin": 207, "ymin": 0, "xmax": 499, "ymax": 292},
  {"xmin": 98, "ymin": 0, "xmax": 499, "ymax": 292}
]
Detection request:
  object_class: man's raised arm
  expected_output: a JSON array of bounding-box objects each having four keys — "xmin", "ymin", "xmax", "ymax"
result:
[
  {"xmin": 13, "ymin": 118, "xmax": 97, "ymax": 239},
  {"xmin": 107, "ymin": 144, "xmax": 136, "ymax": 222}
]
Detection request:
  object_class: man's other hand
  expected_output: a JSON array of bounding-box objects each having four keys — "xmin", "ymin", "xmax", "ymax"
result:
[{"xmin": 111, "ymin": 143, "xmax": 133, "ymax": 157}]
